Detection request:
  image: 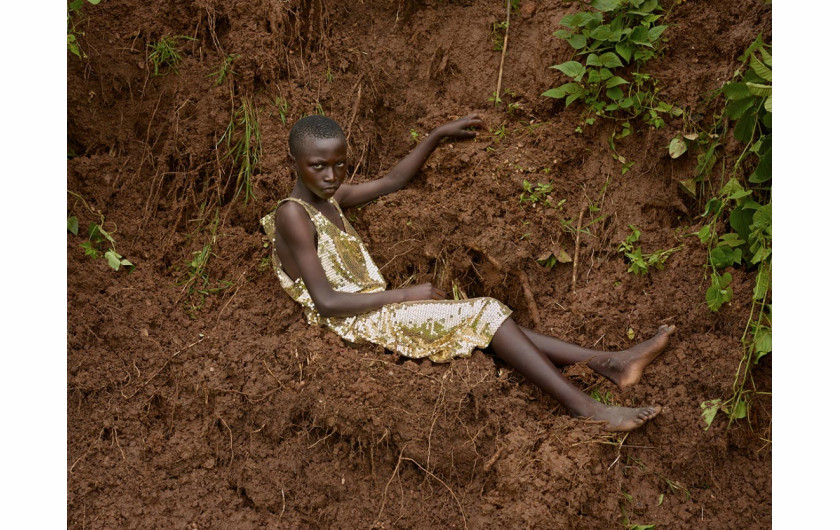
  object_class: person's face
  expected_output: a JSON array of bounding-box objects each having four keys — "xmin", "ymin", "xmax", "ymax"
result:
[{"xmin": 291, "ymin": 136, "xmax": 347, "ymax": 199}]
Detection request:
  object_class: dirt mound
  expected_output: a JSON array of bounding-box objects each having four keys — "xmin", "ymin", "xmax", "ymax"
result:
[{"xmin": 68, "ymin": 0, "xmax": 771, "ymax": 527}]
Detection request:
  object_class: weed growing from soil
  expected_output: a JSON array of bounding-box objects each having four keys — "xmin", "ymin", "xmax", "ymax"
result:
[
  {"xmin": 543, "ymin": 0, "xmax": 681, "ymax": 131},
  {"xmin": 618, "ymin": 225, "xmax": 681, "ymax": 275},
  {"xmin": 208, "ymin": 54, "xmax": 238, "ymax": 85},
  {"xmin": 274, "ymin": 95, "xmax": 290, "ymax": 125},
  {"xmin": 68, "ymin": 191, "xmax": 134, "ymax": 272},
  {"xmin": 67, "ymin": 0, "xmax": 101, "ymax": 59},
  {"xmin": 178, "ymin": 212, "xmax": 231, "ymax": 318},
  {"xmin": 147, "ymin": 35, "xmax": 194, "ymax": 76},
  {"xmin": 519, "ymin": 179, "xmax": 553, "ymax": 207},
  {"xmin": 688, "ymin": 36, "xmax": 772, "ymax": 426},
  {"xmin": 221, "ymin": 97, "xmax": 262, "ymax": 203}
]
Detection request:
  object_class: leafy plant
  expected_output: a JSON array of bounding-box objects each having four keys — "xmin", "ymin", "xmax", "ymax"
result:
[
  {"xmin": 67, "ymin": 0, "xmax": 102, "ymax": 59},
  {"xmin": 490, "ymin": 20, "xmax": 509, "ymax": 51},
  {"xmin": 208, "ymin": 54, "xmax": 238, "ymax": 85},
  {"xmin": 519, "ymin": 179, "xmax": 553, "ymax": 207},
  {"xmin": 68, "ymin": 191, "xmax": 133, "ymax": 272},
  {"xmin": 691, "ymin": 36, "xmax": 772, "ymax": 426},
  {"xmin": 543, "ymin": 0, "xmax": 681, "ymax": 128},
  {"xmin": 618, "ymin": 225, "xmax": 681, "ymax": 275},
  {"xmin": 147, "ymin": 35, "xmax": 194, "ymax": 76},
  {"xmin": 410, "ymin": 129, "xmax": 421, "ymax": 144},
  {"xmin": 221, "ymin": 97, "xmax": 262, "ymax": 203}
]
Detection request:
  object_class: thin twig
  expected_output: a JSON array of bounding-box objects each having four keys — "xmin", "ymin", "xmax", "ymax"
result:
[
  {"xmin": 494, "ymin": 0, "xmax": 512, "ymax": 105},
  {"xmin": 571, "ymin": 208, "xmax": 585, "ymax": 296}
]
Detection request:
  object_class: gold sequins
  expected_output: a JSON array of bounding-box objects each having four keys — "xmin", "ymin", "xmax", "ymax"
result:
[{"xmin": 262, "ymin": 198, "xmax": 511, "ymax": 362}]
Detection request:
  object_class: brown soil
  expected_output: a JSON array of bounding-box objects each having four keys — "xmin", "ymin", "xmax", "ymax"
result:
[{"xmin": 68, "ymin": 0, "xmax": 771, "ymax": 527}]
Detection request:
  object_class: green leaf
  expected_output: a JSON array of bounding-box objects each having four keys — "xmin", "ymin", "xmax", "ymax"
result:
[
  {"xmin": 764, "ymin": 95, "xmax": 772, "ymax": 113},
  {"xmin": 591, "ymin": 0, "xmax": 621, "ymax": 11},
  {"xmin": 605, "ymin": 75, "xmax": 629, "ymax": 88},
  {"xmin": 719, "ymin": 232, "xmax": 745, "ymax": 247},
  {"xmin": 542, "ymin": 83, "xmax": 578, "ymax": 98},
  {"xmin": 590, "ymin": 25, "xmax": 613, "ymax": 41},
  {"xmin": 554, "ymin": 61, "xmax": 585, "ymax": 80},
  {"xmin": 753, "ymin": 327, "xmax": 771, "ymax": 363},
  {"xmin": 728, "ymin": 399, "xmax": 748, "ymax": 419},
  {"xmin": 706, "ymin": 272, "xmax": 733, "ymax": 311},
  {"xmin": 568, "ymin": 34, "xmax": 587, "ymax": 49},
  {"xmin": 702, "ymin": 198, "xmax": 722, "ymax": 217},
  {"xmin": 701, "ymin": 399, "xmax": 721, "ymax": 430},
  {"xmin": 710, "ymin": 245, "xmax": 742, "ymax": 268},
  {"xmin": 748, "ymin": 150, "xmax": 772, "ymax": 183},
  {"xmin": 648, "ymin": 25, "xmax": 668, "ymax": 41},
  {"xmin": 629, "ymin": 26, "xmax": 650, "ymax": 45},
  {"xmin": 67, "ymin": 216, "xmax": 79, "ymax": 235},
  {"xmin": 599, "ymin": 52, "xmax": 623, "ymax": 68},
  {"xmin": 696, "ymin": 225, "xmax": 712, "ymax": 244},
  {"xmin": 733, "ymin": 110, "xmax": 757, "ymax": 143},
  {"xmin": 669, "ymin": 137, "xmax": 687, "ymax": 159},
  {"xmin": 80, "ymin": 241, "xmax": 100, "ymax": 259},
  {"xmin": 729, "ymin": 205, "xmax": 754, "ymax": 243},
  {"xmin": 750, "ymin": 54, "xmax": 772, "ymax": 82},
  {"xmin": 722, "ymin": 82, "xmax": 752, "ymax": 101},
  {"xmin": 746, "ymin": 82, "xmax": 771, "ymax": 98},
  {"xmin": 105, "ymin": 250, "xmax": 123, "ymax": 271},
  {"xmin": 88, "ymin": 0, "xmax": 102, "ymax": 4},
  {"xmin": 606, "ymin": 86, "xmax": 624, "ymax": 101},
  {"xmin": 753, "ymin": 262, "xmax": 770, "ymax": 300},
  {"xmin": 615, "ymin": 42, "xmax": 633, "ymax": 63}
]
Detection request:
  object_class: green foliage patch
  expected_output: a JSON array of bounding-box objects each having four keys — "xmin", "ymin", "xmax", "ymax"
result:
[
  {"xmin": 690, "ymin": 36, "xmax": 772, "ymax": 427},
  {"xmin": 618, "ymin": 225, "xmax": 681, "ymax": 275},
  {"xmin": 221, "ymin": 97, "xmax": 262, "ymax": 203},
  {"xmin": 543, "ymin": 0, "xmax": 681, "ymax": 129}
]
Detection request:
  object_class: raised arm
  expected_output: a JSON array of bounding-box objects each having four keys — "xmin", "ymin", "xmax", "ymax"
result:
[
  {"xmin": 334, "ymin": 114, "xmax": 482, "ymax": 208},
  {"xmin": 276, "ymin": 202, "xmax": 446, "ymax": 317}
]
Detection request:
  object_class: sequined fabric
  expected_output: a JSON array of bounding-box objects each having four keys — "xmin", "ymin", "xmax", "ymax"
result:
[{"xmin": 261, "ymin": 197, "xmax": 512, "ymax": 362}]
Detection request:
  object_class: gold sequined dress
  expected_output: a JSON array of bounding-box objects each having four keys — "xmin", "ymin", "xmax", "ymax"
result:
[{"xmin": 261, "ymin": 197, "xmax": 512, "ymax": 362}]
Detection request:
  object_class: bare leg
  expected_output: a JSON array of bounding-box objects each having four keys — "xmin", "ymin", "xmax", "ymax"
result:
[
  {"xmin": 519, "ymin": 324, "xmax": 675, "ymax": 390},
  {"xmin": 490, "ymin": 318, "xmax": 660, "ymax": 432}
]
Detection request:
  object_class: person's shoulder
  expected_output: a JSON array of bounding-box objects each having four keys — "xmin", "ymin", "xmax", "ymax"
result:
[{"xmin": 275, "ymin": 199, "xmax": 315, "ymax": 237}]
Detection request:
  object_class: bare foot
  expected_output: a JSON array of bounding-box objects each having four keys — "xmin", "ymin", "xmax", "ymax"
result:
[
  {"xmin": 589, "ymin": 324, "xmax": 676, "ymax": 390},
  {"xmin": 582, "ymin": 404, "xmax": 662, "ymax": 432}
]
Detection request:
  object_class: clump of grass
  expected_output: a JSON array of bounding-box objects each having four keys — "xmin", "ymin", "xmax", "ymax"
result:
[
  {"xmin": 208, "ymin": 54, "xmax": 238, "ymax": 85},
  {"xmin": 221, "ymin": 97, "xmax": 262, "ymax": 203},
  {"xmin": 274, "ymin": 95, "xmax": 290, "ymax": 125},
  {"xmin": 147, "ymin": 35, "xmax": 194, "ymax": 76},
  {"xmin": 178, "ymin": 212, "xmax": 231, "ymax": 318}
]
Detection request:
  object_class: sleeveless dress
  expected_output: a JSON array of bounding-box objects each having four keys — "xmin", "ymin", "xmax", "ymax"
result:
[{"xmin": 261, "ymin": 197, "xmax": 512, "ymax": 362}]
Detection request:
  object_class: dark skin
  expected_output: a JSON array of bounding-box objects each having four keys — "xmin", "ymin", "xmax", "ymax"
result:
[{"xmin": 275, "ymin": 114, "xmax": 674, "ymax": 431}]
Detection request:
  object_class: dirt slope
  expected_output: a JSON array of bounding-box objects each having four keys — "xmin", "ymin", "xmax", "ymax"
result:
[{"xmin": 68, "ymin": 1, "xmax": 771, "ymax": 527}]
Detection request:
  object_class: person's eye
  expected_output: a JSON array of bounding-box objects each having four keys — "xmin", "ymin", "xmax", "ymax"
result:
[
  {"xmin": 313, "ymin": 164, "xmax": 324, "ymax": 169},
  {"xmin": 336, "ymin": 162, "xmax": 345, "ymax": 167}
]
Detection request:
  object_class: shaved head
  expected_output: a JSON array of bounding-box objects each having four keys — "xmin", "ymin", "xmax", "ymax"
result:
[{"xmin": 288, "ymin": 115, "xmax": 346, "ymax": 158}]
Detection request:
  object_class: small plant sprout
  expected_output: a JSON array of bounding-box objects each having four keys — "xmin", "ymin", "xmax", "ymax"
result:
[
  {"xmin": 68, "ymin": 191, "xmax": 134, "ymax": 272},
  {"xmin": 221, "ymin": 97, "xmax": 262, "ymax": 203},
  {"xmin": 147, "ymin": 35, "xmax": 194, "ymax": 76},
  {"xmin": 410, "ymin": 129, "xmax": 421, "ymax": 144},
  {"xmin": 209, "ymin": 54, "xmax": 239, "ymax": 85},
  {"xmin": 618, "ymin": 225, "xmax": 682, "ymax": 275},
  {"xmin": 67, "ymin": 0, "xmax": 102, "ymax": 59},
  {"xmin": 274, "ymin": 95, "xmax": 290, "ymax": 124},
  {"xmin": 519, "ymin": 179, "xmax": 553, "ymax": 207}
]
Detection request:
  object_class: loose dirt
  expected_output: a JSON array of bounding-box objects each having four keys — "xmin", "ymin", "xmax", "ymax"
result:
[{"xmin": 68, "ymin": 0, "xmax": 771, "ymax": 527}]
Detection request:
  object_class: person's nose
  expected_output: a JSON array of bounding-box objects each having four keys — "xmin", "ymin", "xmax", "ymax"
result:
[{"xmin": 323, "ymin": 167, "xmax": 336, "ymax": 182}]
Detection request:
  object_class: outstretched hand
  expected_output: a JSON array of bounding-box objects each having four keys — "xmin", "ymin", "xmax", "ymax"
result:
[
  {"xmin": 433, "ymin": 114, "xmax": 483, "ymax": 140},
  {"xmin": 401, "ymin": 283, "xmax": 446, "ymax": 302}
]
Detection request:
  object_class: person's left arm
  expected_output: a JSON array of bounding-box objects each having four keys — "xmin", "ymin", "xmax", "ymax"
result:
[{"xmin": 334, "ymin": 114, "xmax": 482, "ymax": 208}]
